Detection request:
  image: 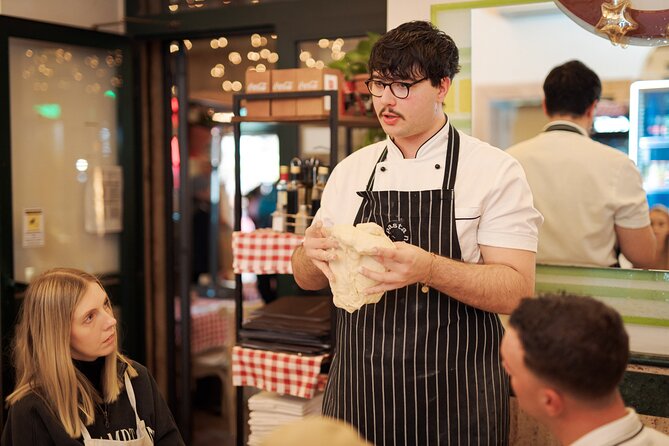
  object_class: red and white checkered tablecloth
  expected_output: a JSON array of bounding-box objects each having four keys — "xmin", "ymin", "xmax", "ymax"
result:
[
  {"xmin": 233, "ymin": 230, "xmax": 303, "ymax": 275},
  {"xmin": 232, "ymin": 346, "xmax": 328, "ymax": 399},
  {"xmin": 175, "ymin": 297, "xmax": 234, "ymax": 355}
]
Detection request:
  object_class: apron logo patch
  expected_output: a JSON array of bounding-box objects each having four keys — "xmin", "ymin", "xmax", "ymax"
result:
[{"xmin": 386, "ymin": 220, "xmax": 409, "ymax": 242}]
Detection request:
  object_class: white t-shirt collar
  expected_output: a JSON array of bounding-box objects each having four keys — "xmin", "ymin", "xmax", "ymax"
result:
[
  {"xmin": 570, "ymin": 408, "xmax": 644, "ymax": 446},
  {"xmin": 542, "ymin": 120, "xmax": 589, "ymax": 137}
]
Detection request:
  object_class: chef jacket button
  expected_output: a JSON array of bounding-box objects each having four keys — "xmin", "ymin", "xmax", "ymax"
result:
[
  {"xmin": 380, "ymin": 166, "xmax": 386, "ymax": 172},
  {"xmin": 435, "ymin": 163, "xmax": 441, "ymax": 170}
]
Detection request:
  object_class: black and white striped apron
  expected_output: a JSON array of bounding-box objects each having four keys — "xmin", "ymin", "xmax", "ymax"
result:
[{"xmin": 322, "ymin": 124, "xmax": 509, "ymax": 445}]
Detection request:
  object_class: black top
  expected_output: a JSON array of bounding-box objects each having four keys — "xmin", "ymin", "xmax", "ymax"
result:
[
  {"xmin": 1, "ymin": 360, "xmax": 185, "ymax": 446},
  {"xmin": 73, "ymin": 357, "xmax": 105, "ymax": 394}
]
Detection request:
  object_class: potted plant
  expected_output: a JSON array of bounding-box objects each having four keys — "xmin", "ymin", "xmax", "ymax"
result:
[{"xmin": 328, "ymin": 32, "xmax": 381, "ymax": 116}]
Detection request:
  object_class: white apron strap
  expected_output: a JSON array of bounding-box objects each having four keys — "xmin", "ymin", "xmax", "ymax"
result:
[
  {"xmin": 81, "ymin": 421, "xmax": 94, "ymax": 441},
  {"xmin": 123, "ymin": 372, "xmax": 143, "ymax": 428}
]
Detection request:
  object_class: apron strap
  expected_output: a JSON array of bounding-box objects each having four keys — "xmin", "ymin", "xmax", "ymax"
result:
[
  {"xmin": 79, "ymin": 372, "xmax": 142, "ymax": 441},
  {"xmin": 442, "ymin": 123, "xmax": 459, "ymax": 191},
  {"xmin": 364, "ymin": 146, "xmax": 388, "ymax": 191},
  {"xmin": 123, "ymin": 372, "xmax": 143, "ymax": 428},
  {"xmin": 81, "ymin": 421, "xmax": 93, "ymax": 441}
]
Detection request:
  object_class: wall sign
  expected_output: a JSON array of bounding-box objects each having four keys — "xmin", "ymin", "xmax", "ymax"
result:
[{"xmin": 23, "ymin": 208, "xmax": 45, "ymax": 247}]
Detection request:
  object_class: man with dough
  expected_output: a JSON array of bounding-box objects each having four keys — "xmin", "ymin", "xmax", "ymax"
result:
[{"xmin": 291, "ymin": 20, "xmax": 542, "ymax": 446}]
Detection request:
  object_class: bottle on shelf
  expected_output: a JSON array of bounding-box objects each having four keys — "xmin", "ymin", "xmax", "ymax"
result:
[
  {"xmin": 301, "ymin": 158, "xmax": 318, "ymax": 208},
  {"xmin": 310, "ymin": 165, "xmax": 329, "ymax": 216},
  {"xmin": 286, "ymin": 163, "xmax": 305, "ymax": 233},
  {"xmin": 294, "ymin": 204, "xmax": 310, "ymax": 235},
  {"xmin": 272, "ymin": 165, "xmax": 289, "ymax": 232}
]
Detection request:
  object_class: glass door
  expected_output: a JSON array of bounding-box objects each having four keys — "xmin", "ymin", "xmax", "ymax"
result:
[
  {"xmin": 9, "ymin": 37, "xmax": 123, "ymax": 282},
  {"xmin": 0, "ymin": 17, "xmax": 142, "ymax": 419}
]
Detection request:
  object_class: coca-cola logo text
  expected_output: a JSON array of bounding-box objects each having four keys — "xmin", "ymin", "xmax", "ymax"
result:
[
  {"xmin": 298, "ymin": 80, "xmax": 319, "ymax": 90},
  {"xmin": 273, "ymin": 81, "xmax": 294, "ymax": 91},
  {"xmin": 247, "ymin": 82, "xmax": 268, "ymax": 92}
]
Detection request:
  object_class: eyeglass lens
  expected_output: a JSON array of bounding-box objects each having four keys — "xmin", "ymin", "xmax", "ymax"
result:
[{"xmin": 367, "ymin": 81, "xmax": 410, "ymax": 99}]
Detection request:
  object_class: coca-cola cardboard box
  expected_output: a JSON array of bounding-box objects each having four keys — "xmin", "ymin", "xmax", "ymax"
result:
[
  {"xmin": 244, "ymin": 69, "xmax": 270, "ymax": 117},
  {"xmin": 271, "ymin": 69, "xmax": 298, "ymax": 117},
  {"xmin": 295, "ymin": 68, "xmax": 343, "ymax": 116}
]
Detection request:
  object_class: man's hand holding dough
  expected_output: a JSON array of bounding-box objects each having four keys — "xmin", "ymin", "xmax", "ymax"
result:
[{"xmin": 302, "ymin": 220, "xmax": 339, "ymax": 282}]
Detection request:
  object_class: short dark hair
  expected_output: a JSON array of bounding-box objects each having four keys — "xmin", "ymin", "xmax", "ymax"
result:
[
  {"xmin": 543, "ymin": 60, "xmax": 601, "ymax": 117},
  {"xmin": 509, "ymin": 294, "xmax": 629, "ymax": 401},
  {"xmin": 368, "ymin": 20, "xmax": 460, "ymax": 87}
]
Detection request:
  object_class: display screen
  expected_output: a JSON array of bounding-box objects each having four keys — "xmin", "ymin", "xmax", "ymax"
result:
[
  {"xmin": 634, "ymin": 86, "xmax": 669, "ymax": 207},
  {"xmin": 640, "ymin": 90, "xmax": 669, "ymax": 138}
]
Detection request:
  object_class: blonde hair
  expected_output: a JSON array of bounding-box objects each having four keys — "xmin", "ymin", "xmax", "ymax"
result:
[
  {"xmin": 6, "ymin": 267, "xmax": 137, "ymax": 438},
  {"xmin": 260, "ymin": 416, "xmax": 372, "ymax": 446}
]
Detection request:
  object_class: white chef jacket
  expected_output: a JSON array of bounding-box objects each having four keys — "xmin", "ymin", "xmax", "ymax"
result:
[
  {"xmin": 571, "ymin": 409, "xmax": 669, "ymax": 446},
  {"xmin": 506, "ymin": 121, "xmax": 650, "ymax": 267},
  {"xmin": 315, "ymin": 122, "xmax": 542, "ymax": 264}
]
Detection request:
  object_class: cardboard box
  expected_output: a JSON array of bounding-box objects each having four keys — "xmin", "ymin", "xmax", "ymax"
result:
[
  {"xmin": 295, "ymin": 68, "xmax": 343, "ymax": 116},
  {"xmin": 271, "ymin": 69, "xmax": 298, "ymax": 117},
  {"xmin": 244, "ymin": 69, "xmax": 271, "ymax": 117}
]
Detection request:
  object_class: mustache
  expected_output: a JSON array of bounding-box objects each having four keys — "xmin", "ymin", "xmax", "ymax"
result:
[{"xmin": 378, "ymin": 107, "xmax": 405, "ymax": 120}]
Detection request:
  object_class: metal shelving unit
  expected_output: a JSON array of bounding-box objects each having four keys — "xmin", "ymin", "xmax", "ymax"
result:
[{"xmin": 231, "ymin": 90, "xmax": 379, "ymax": 445}]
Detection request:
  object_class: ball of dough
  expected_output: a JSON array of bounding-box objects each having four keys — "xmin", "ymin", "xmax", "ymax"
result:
[{"xmin": 324, "ymin": 222, "xmax": 396, "ymax": 313}]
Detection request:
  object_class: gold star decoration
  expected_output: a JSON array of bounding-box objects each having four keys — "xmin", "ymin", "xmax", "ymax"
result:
[{"xmin": 595, "ymin": 0, "xmax": 639, "ymax": 46}]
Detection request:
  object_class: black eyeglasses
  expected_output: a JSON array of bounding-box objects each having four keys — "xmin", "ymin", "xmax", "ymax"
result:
[{"xmin": 364, "ymin": 77, "xmax": 428, "ymax": 99}]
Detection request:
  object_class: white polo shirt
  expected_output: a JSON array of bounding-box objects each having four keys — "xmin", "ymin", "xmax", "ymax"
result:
[
  {"xmin": 571, "ymin": 409, "xmax": 669, "ymax": 446},
  {"xmin": 506, "ymin": 121, "xmax": 650, "ymax": 267},
  {"xmin": 315, "ymin": 122, "xmax": 542, "ymax": 264}
]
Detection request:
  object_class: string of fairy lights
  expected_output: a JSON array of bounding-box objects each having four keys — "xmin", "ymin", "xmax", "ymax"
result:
[
  {"xmin": 170, "ymin": 33, "xmax": 352, "ymax": 94},
  {"xmin": 20, "ymin": 45, "xmax": 123, "ymax": 96}
]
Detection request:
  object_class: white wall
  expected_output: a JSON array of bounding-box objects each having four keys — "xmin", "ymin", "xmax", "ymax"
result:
[
  {"xmin": 0, "ymin": 0, "xmax": 124, "ymax": 33},
  {"xmin": 470, "ymin": 6, "xmax": 651, "ymax": 85},
  {"xmin": 386, "ymin": 0, "xmax": 668, "ymax": 26},
  {"xmin": 388, "ymin": 0, "xmax": 432, "ymax": 28},
  {"xmin": 389, "ymin": 0, "xmax": 651, "ymax": 84}
]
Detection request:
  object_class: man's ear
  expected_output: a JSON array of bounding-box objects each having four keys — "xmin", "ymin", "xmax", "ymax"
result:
[
  {"xmin": 542, "ymin": 99, "xmax": 548, "ymax": 117},
  {"xmin": 438, "ymin": 77, "xmax": 452, "ymax": 102},
  {"xmin": 541, "ymin": 388, "xmax": 565, "ymax": 418}
]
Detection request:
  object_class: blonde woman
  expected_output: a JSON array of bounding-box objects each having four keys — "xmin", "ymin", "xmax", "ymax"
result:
[{"xmin": 1, "ymin": 268, "xmax": 184, "ymax": 445}]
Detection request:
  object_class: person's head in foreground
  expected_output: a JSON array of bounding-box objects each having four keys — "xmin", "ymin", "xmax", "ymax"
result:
[
  {"xmin": 6, "ymin": 267, "xmax": 137, "ymax": 438},
  {"xmin": 260, "ymin": 416, "xmax": 372, "ymax": 446},
  {"xmin": 502, "ymin": 293, "xmax": 630, "ymax": 444}
]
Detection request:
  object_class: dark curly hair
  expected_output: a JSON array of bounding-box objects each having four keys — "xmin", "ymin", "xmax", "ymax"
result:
[
  {"xmin": 368, "ymin": 21, "xmax": 460, "ymax": 87},
  {"xmin": 509, "ymin": 293, "xmax": 629, "ymax": 401}
]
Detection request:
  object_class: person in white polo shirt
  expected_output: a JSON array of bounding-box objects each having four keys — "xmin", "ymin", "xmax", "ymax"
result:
[
  {"xmin": 506, "ymin": 60, "xmax": 655, "ymax": 268},
  {"xmin": 291, "ymin": 20, "xmax": 542, "ymax": 446},
  {"xmin": 502, "ymin": 293, "xmax": 669, "ymax": 445}
]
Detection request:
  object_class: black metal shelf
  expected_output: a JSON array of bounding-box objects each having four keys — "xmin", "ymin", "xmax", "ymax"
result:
[{"xmin": 231, "ymin": 89, "xmax": 380, "ymax": 446}]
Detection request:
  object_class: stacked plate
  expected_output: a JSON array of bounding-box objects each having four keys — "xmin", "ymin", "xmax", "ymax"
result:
[{"xmin": 247, "ymin": 391, "xmax": 324, "ymax": 446}]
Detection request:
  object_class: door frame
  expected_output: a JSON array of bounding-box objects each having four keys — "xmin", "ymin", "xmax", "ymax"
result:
[{"xmin": 0, "ymin": 15, "xmax": 144, "ymax": 420}]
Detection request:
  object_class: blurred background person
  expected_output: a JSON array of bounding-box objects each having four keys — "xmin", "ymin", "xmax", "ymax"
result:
[
  {"xmin": 501, "ymin": 294, "xmax": 669, "ymax": 446},
  {"xmin": 507, "ymin": 60, "xmax": 655, "ymax": 269},
  {"xmin": 190, "ymin": 160, "xmax": 235, "ymax": 287},
  {"xmin": 245, "ymin": 184, "xmax": 278, "ymax": 304},
  {"xmin": 649, "ymin": 204, "xmax": 669, "ymax": 270}
]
